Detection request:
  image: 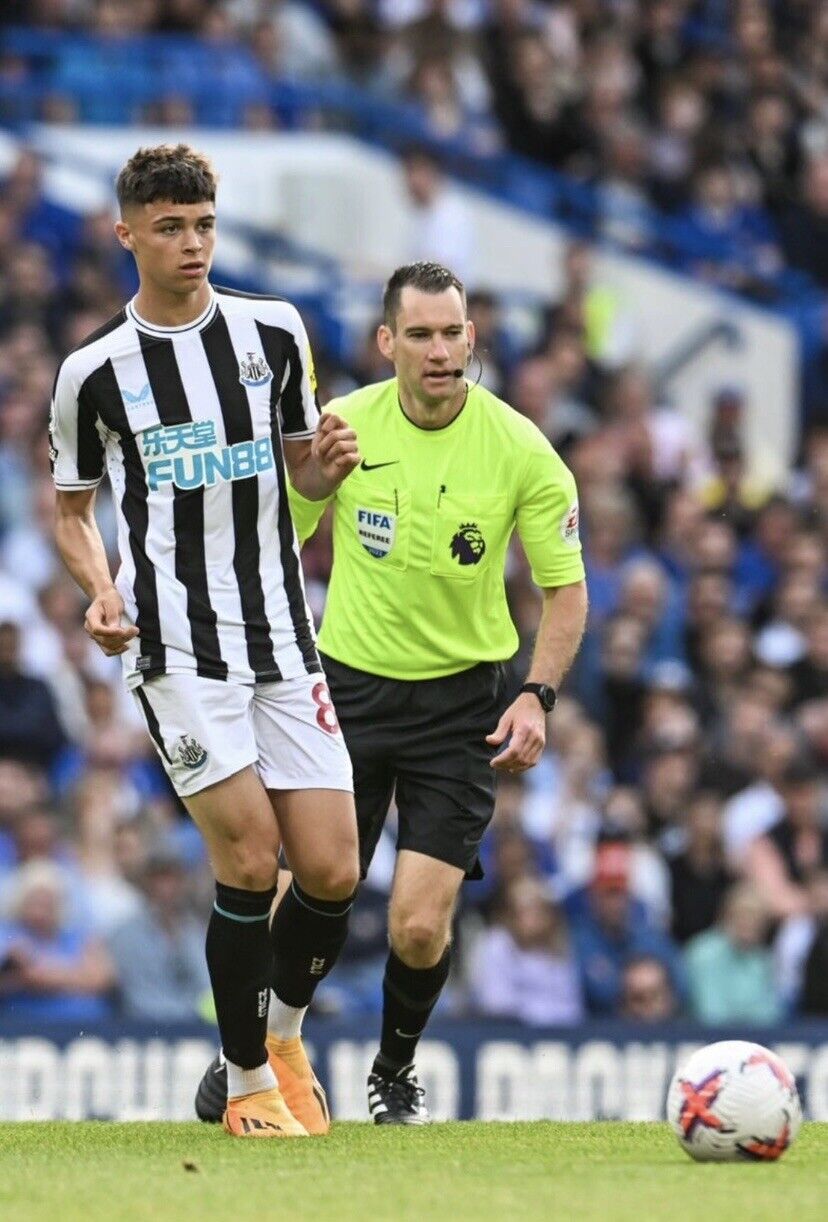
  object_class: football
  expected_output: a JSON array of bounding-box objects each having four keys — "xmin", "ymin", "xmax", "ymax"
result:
[{"xmin": 666, "ymin": 1040, "xmax": 802, "ymax": 1163}]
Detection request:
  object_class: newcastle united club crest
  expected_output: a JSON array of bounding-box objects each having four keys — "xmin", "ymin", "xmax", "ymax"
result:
[
  {"xmin": 238, "ymin": 351, "xmax": 273, "ymax": 388},
  {"xmin": 175, "ymin": 733, "xmax": 208, "ymax": 772}
]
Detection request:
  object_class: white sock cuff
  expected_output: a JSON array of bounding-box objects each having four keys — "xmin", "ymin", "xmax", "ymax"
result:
[
  {"xmin": 267, "ymin": 991, "xmax": 308, "ymax": 1040},
  {"xmin": 225, "ymin": 1057, "xmax": 277, "ymax": 1099}
]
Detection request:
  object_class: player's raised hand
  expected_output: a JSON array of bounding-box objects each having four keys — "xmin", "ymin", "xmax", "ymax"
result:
[
  {"xmin": 84, "ymin": 586, "xmax": 139, "ymax": 657},
  {"xmin": 312, "ymin": 412, "xmax": 360, "ymax": 484},
  {"xmin": 486, "ymin": 693, "xmax": 547, "ymax": 773}
]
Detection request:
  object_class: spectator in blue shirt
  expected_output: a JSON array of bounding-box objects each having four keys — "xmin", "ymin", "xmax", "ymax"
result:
[
  {"xmin": 565, "ymin": 832, "xmax": 684, "ymax": 1015},
  {"xmin": 108, "ymin": 842, "xmax": 210, "ymax": 1021},
  {"xmin": 673, "ymin": 161, "xmax": 783, "ymax": 297},
  {"xmin": 617, "ymin": 557, "xmax": 687, "ymax": 670},
  {"xmin": 1, "ymin": 149, "xmax": 83, "ymax": 281},
  {"xmin": 0, "ymin": 858, "xmax": 114, "ymax": 1023}
]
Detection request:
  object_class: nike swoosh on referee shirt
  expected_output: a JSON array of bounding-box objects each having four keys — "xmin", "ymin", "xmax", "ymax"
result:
[{"xmin": 360, "ymin": 459, "xmax": 399, "ymax": 471}]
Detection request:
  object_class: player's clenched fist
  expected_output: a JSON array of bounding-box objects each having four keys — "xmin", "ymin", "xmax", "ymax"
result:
[
  {"xmin": 312, "ymin": 412, "xmax": 360, "ymax": 484},
  {"xmin": 85, "ymin": 585, "xmax": 139, "ymax": 657}
]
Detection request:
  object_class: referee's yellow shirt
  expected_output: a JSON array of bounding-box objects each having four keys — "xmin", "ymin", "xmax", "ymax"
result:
[{"xmin": 288, "ymin": 379, "xmax": 585, "ymax": 680}]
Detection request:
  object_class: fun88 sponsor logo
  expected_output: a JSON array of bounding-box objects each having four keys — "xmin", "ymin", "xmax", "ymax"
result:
[{"xmin": 142, "ymin": 422, "xmax": 275, "ymax": 492}]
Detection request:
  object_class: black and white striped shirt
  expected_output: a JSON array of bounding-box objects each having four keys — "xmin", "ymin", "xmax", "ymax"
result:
[{"xmin": 50, "ymin": 286, "xmax": 322, "ymax": 688}]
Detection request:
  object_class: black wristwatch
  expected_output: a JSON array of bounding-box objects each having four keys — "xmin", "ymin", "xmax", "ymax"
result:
[{"xmin": 520, "ymin": 682, "xmax": 557, "ymax": 713}]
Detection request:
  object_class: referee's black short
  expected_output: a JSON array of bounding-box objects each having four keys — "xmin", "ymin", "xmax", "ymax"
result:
[{"xmin": 321, "ymin": 653, "xmax": 509, "ymax": 880}]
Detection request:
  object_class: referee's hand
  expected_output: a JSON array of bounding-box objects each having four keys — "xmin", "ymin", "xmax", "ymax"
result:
[
  {"xmin": 487, "ymin": 693, "xmax": 547, "ymax": 773},
  {"xmin": 312, "ymin": 412, "xmax": 360, "ymax": 484},
  {"xmin": 85, "ymin": 586, "xmax": 139, "ymax": 657}
]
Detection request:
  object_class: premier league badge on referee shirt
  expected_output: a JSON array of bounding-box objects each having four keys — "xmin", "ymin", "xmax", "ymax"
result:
[
  {"xmin": 238, "ymin": 351, "xmax": 273, "ymax": 387},
  {"xmin": 450, "ymin": 522, "xmax": 486, "ymax": 565},
  {"xmin": 356, "ymin": 507, "xmax": 396, "ymax": 558}
]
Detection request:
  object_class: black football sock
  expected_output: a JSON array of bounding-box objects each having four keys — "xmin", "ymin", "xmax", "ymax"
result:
[
  {"xmin": 270, "ymin": 879, "xmax": 356, "ymax": 1008},
  {"xmin": 376, "ymin": 946, "xmax": 451, "ymax": 1073},
  {"xmin": 205, "ymin": 881, "xmax": 277, "ymax": 1069}
]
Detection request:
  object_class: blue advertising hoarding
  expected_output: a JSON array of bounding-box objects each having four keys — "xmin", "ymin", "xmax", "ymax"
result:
[{"xmin": 1, "ymin": 1018, "xmax": 827, "ymax": 1121}]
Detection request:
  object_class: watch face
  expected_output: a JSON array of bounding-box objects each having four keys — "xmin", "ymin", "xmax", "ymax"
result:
[
  {"xmin": 538, "ymin": 685, "xmax": 555, "ymax": 711},
  {"xmin": 523, "ymin": 683, "xmax": 555, "ymax": 711}
]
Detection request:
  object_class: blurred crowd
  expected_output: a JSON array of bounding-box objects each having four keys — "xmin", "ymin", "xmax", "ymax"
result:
[
  {"xmin": 3, "ymin": 0, "xmax": 828, "ymax": 1032},
  {"xmin": 0, "ymin": 130, "xmax": 825, "ymax": 1033},
  {"xmin": 4, "ymin": 3, "xmax": 828, "ymax": 301},
  {"xmin": 4, "ymin": 2, "xmax": 828, "ymax": 425}
]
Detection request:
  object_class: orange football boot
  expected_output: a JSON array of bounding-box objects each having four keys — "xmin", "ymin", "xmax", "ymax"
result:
[
  {"xmin": 266, "ymin": 1035, "xmax": 331, "ymax": 1135},
  {"xmin": 223, "ymin": 1086, "xmax": 308, "ymax": 1138}
]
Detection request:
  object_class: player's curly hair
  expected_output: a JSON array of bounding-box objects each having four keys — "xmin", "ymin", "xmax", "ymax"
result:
[
  {"xmin": 383, "ymin": 262, "xmax": 466, "ymax": 330},
  {"xmin": 116, "ymin": 144, "xmax": 217, "ymax": 211}
]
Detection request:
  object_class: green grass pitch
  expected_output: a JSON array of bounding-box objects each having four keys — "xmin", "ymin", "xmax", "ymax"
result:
[{"xmin": 1, "ymin": 1121, "xmax": 827, "ymax": 1222}]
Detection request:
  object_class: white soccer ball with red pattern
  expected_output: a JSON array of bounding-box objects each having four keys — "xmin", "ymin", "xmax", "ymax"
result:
[{"xmin": 666, "ymin": 1040, "xmax": 802, "ymax": 1162}]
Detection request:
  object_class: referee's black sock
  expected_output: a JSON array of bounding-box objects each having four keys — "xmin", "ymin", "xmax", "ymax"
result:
[
  {"xmin": 270, "ymin": 879, "xmax": 356, "ymax": 1008},
  {"xmin": 205, "ymin": 881, "xmax": 277, "ymax": 1069},
  {"xmin": 376, "ymin": 946, "xmax": 451, "ymax": 1073}
]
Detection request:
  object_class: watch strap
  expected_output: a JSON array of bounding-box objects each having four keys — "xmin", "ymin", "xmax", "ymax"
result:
[{"xmin": 520, "ymin": 682, "xmax": 556, "ymax": 712}]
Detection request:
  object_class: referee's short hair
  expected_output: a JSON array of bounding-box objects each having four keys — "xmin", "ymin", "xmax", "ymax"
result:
[
  {"xmin": 383, "ymin": 262, "xmax": 466, "ymax": 330},
  {"xmin": 116, "ymin": 144, "xmax": 217, "ymax": 212}
]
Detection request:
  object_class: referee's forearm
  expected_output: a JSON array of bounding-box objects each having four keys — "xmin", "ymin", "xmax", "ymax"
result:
[{"xmin": 526, "ymin": 580, "xmax": 588, "ymax": 690}]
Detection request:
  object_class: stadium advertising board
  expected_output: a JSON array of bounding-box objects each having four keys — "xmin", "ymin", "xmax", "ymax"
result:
[{"xmin": 2, "ymin": 1020, "xmax": 828, "ymax": 1122}]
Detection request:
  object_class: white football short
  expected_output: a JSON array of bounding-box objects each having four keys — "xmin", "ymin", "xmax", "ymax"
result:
[{"xmin": 132, "ymin": 671, "xmax": 354, "ymax": 799}]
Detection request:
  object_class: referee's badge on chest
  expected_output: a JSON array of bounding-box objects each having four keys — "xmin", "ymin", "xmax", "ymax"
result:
[{"xmin": 356, "ymin": 507, "xmax": 396, "ymax": 558}]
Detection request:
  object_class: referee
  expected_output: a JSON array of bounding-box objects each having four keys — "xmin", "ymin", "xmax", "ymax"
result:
[{"xmin": 198, "ymin": 261, "xmax": 587, "ymax": 1124}]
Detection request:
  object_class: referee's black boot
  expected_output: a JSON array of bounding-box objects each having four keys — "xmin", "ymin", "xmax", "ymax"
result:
[
  {"xmin": 367, "ymin": 1060, "xmax": 431, "ymax": 1125},
  {"xmin": 195, "ymin": 1051, "xmax": 226, "ymax": 1123}
]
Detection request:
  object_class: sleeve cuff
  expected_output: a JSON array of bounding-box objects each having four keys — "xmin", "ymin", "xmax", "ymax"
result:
[{"xmin": 531, "ymin": 564, "xmax": 586, "ymax": 588}]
